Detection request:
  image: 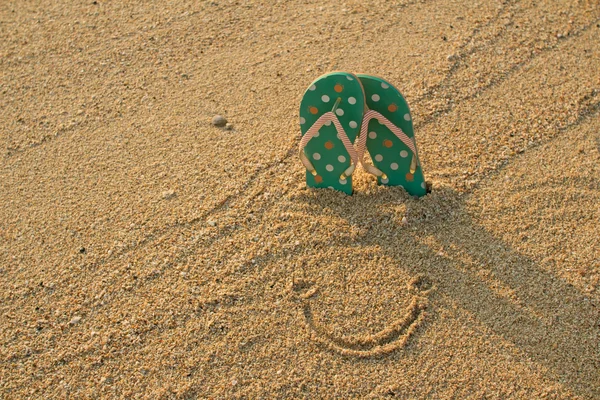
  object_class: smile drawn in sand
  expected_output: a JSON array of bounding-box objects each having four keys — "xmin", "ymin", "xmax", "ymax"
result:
[{"xmin": 292, "ymin": 275, "xmax": 434, "ymax": 358}]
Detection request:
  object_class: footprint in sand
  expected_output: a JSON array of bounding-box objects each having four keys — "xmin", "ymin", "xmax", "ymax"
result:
[{"xmin": 292, "ymin": 275, "xmax": 433, "ymax": 358}]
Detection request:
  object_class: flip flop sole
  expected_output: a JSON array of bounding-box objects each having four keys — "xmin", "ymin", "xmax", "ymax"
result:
[
  {"xmin": 299, "ymin": 72, "xmax": 365, "ymax": 195},
  {"xmin": 357, "ymin": 74, "xmax": 427, "ymax": 197}
]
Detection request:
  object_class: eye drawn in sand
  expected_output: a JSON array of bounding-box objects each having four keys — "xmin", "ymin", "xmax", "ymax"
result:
[{"xmin": 292, "ymin": 275, "xmax": 433, "ymax": 358}]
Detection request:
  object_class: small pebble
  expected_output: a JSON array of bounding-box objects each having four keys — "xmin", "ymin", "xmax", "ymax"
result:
[
  {"xmin": 224, "ymin": 123, "xmax": 234, "ymax": 131},
  {"xmin": 69, "ymin": 316, "xmax": 82, "ymax": 325},
  {"xmin": 162, "ymin": 189, "xmax": 176, "ymax": 200},
  {"xmin": 401, "ymin": 216, "xmax": 408, "ymax": 225},
  {"xmin": 208, "ymin": 220, "xmax": 217, "ymax": 227},
  {"xmin": 211, "ymin": 115, "xmax": 227, "ymax": 127}
]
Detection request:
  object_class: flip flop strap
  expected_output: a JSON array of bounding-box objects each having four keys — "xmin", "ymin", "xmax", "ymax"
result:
[
  {"xmin": 356, "ymin": 110, "xmax": 418, "ymax": 177},
  {"xmin": 299, "ymin": 112, "xmax": 358, "ymax": 178}
]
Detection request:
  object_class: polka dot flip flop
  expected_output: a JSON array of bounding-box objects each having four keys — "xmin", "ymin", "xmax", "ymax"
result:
[
  {"xmin": 299, "ymin": 72, "xmax": 365, "ymax": 195},
  {"xmin": 355, "ymin": 74, "xmax": 427, "ymax": 197}
]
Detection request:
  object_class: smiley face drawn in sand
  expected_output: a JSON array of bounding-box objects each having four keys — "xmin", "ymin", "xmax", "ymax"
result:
[{"xmin": 292, "ymin": 274, "xmax": 433, "ymax": 358}]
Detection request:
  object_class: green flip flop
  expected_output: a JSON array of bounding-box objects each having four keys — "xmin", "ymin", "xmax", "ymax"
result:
[
  {"xmin": 355, "ymin": 74, "xmax": 427, "ymax": 197},
  {"xmin": 299, "ymin": 72, "xmax": 365, "ymax": 195}
]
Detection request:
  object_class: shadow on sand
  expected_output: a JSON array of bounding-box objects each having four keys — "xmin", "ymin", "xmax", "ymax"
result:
[{"xmin": 290, "ymin": 184, "xmax": 598, "ymax": 398}]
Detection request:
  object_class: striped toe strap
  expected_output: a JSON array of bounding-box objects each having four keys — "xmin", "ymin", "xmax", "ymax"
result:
[
  {"xmin": 356, "ymin": 110, "xmax": 419, "ymax": 178},
  {"xmin": 299, "ymin": 112, "xmax": 359, "ymax": 180}
]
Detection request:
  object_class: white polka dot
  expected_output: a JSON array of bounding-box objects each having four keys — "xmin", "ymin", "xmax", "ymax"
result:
[
  {"xmin": 336, "ymin": 133, "xmax": 341, "ymax": 140},
  {"xmin": 372, "ymin": 94, "xmax": 380, "ymax": 102},
  {"xmin": 374, "ymin": 154, "xmax": 383, "ymax": 162},
  {"xmin": 404, "ymin": 113, "xmax": 411, "ymax": 121},
  {"xmin": 369, "ymin": 131, "xmax": 377, "ymax": 139},
  {"xmin": 324, "ymin": 120, "xmax": 331, "ymax": 126},
  {"xmin": 299, "ymin": 117, "xmax": 306, "ymax": 124},
  {"xmin": 326, "ymin": 164, "xmax": 334, "ymax": 172},
  {"xmin": 309, "ymin": 84, "xmax": 316, "ymax": 91},
  {"xmin": 339, "ymin": 179, "xmax": 347, "ymax": 185},
  {"xmin": 390, "ymin": 163, "xmax": 399, "ymax": 170},
  {"xmin": 381, "ymin": 82, "xmax": 389, "ymax": 89},
  {"xmin": 421, "ymin": 182, "xmax": 426, "ymax": 189},
  {"xmin": 349, "ymin": 121, "xmax": 357, "ymax": 129},
  {"xmin": 328, "ymin": 186, "xmax": 334, "ymax": 189},
  {"xmin": 313, "ymin": 153, "xmax": 321, "ymax": 160},
  {"xmin": 348, "ymin": 97, "xmax": 356, "ymax": 105},
  {"xmin": 381, "ymin": 178, "xmax": 389, "ymax": 184},
  {"xmin": 336, "ymin": 108, "xmax": 344, "ymax": 116},
  {"xmin": 314, "ymin": 131, "xmax": 320, "ymax": 137},
  {"xmin": 346, "ymin": 76, "xmax": 354, "ymax": 80},
  {"xmin": 400, "ymin": 150, "xmax": 408, "ymax": 158},
  {"xmin": 338, "ymin": 155, "xmax": 346, "ymax": 163},
  {"xmin": 321, "ymin": 95, "xmax": 330, "ymax": 102}
]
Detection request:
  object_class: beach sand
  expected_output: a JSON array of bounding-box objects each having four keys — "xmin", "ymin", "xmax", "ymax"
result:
[{"xmin": 1, "ymin": 0, "xmax": 599, "ymax": 398}]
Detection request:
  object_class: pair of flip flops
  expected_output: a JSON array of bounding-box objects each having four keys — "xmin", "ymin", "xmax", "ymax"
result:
[{"xmin": 299, "ymin": 72, "xmax": 427, "ymax": 197}]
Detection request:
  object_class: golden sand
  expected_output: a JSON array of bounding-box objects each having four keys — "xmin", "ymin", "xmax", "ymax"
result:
[{"xmin": 1, "ymin": 0, "xmax": 599, "ymax": 398}]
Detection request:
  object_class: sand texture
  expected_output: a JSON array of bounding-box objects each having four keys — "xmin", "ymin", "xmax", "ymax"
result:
[{"xmin": 1, "ymin": 0, "xmax": 600, "ymax": 398}]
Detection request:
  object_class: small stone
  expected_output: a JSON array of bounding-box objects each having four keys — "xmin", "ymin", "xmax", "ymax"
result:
[
  {"xmin": 447, "ymin": 54, "xmax": 457, "ymax": 61},
  {"xmin": 224, "ymin": 123, "xmax": 233, "ymax": 131},
  {"xmin": 162, "ymin": 189, "xmax": 176, "ymax": 200},
  {"xmin": 79, "ymin": 247, "xmax": 86, "ymax": 254},
  {"xmin": 211, "ymin": 115, "xmax": 227, "ymax": 127},
  {"xmin": 69, "ymin": 316, "xmax": 82, "ymax": 325},
  {"xmin": 401, "ymin": 216, "xmax": 408, "ymax": 225},
  {"xmin": 208, "ymin": 220, "xmax": 217, "ymax": 227}
]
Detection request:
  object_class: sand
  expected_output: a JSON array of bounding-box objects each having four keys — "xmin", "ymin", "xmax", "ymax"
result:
[{"xmin": 1, "ymin": 0, "xmax": 599, "ymax": 398}]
